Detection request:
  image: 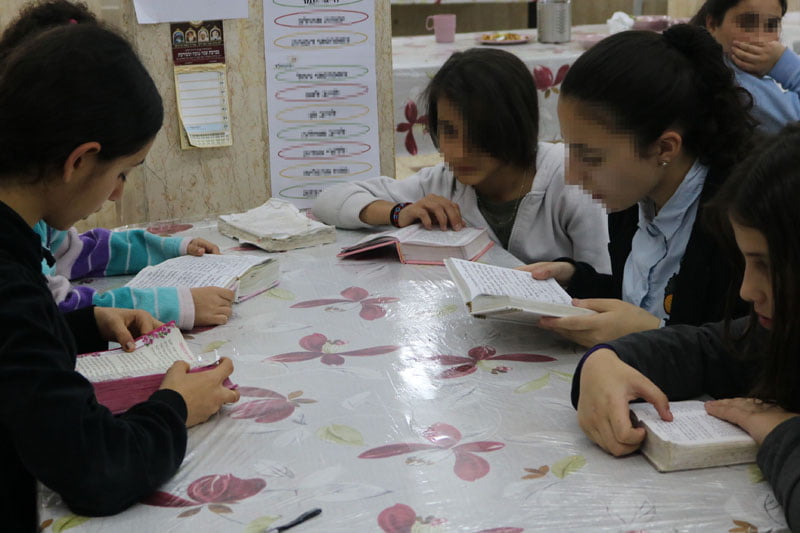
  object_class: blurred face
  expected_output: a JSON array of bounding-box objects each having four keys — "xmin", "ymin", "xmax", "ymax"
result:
[
  {"xmin": 731, "ymin": 218, "xmax": 773, "ymax": 329},
  {"xmin": 436, "ymin": 98, "xmax": 504, "ymax": 187},
  {"xmin": 707, "ymin": 0, "xmax": 783, "ymax": 53},
  {"xmin": 557, "ymin": 97, "xmax": 661, "ymax": 212},
  {"xmin": 49, "ymin": 139, "xmax": 153, "ymax": 230}
]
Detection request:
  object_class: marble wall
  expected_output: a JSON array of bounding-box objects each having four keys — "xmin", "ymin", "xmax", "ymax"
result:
[{"xmin": 0, "ymin": 0, "xmax": 394, "ymax": 230}]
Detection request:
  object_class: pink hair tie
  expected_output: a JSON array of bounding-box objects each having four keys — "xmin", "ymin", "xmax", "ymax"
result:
[{"xmin": 68, "ymin": 18, "xmax": 78, "ymax": 24}]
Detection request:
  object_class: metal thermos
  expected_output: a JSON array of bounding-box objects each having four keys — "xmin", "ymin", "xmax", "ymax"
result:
[{"xmin": 537, "ymin": 0, "xmax": 572, "ymax": 43}]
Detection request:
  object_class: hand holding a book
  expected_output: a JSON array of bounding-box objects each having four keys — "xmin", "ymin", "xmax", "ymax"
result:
[
  {"xmin": 186, "ymin": 238, "xmax": 221, "ymax": 256},
  {"xmin": 190, "ymin": 287, "xmax": 235, "ymax": 326},
  {"xmin": 360, "ymin": 196, "xmax": 464, "ymax": 230},
  {"xmin": 517, "ymin": 261, "xmax": 576, "ymax": 287},
  {"xmin": 577, "ymin": 348, "xmax": 673, "ymax": 456},
  {"xmin": 538, "ymin": 299, "xmax": 661, "ymax": 347},
  {"xmin": 160, "ymin": 357, "xmax": 240, "ymax": 427},
  {"xmin": 94, "ymin": 307, "xmax": 163, "ymax": 352},
  {"xmin": 705, "ymin": 398, "xmax": 799, "ymax": 445}
]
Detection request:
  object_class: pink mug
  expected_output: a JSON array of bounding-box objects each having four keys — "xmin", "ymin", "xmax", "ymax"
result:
[{"xmin": 426, "ymin": 14, "xmax": 456, "ymax": 43}]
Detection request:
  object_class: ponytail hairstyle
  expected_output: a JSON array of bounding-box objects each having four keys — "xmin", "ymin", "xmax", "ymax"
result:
[
  {"xmin": 690, "ymin": 0, "xmax": 787, "ymax": 28},
  {"xmin": 0, "ymin": 0, "xmax": 97, "ymax": 63},
  {"xmin": 713, "ymin": 123, "xmax": 800, "ymax": 411},
  {"xmin": 560, "ymin": 24, "xmax": 756, "ymax": 174},
  {"xmin": 0, "ymin": 24, "xmax": 163, "ymax": 185},
  {"xmin": 423, "ymin": 47, "xmax": 539, "ymax": 169}
]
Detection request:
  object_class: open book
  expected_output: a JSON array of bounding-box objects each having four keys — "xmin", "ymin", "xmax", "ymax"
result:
[
  {"xmin": 125, "ymin": 253, "xmax": 279, "ymax": 303},
  {"xmin": 444, "ymin": 257, "xmax": 594, "ymax": 324},
  {"xmin": 218, "ymin": 198, "xmax": 336, "ymax": 252},
  {"xmin": 75, "ymin": 322, "xmax": 235, "ymax": 414},
  {"xmin": 630, "ymin": 400, "xmax": 758, "ymax": 472},
  {"xmin": 338, "ymin": 225, "xmax": 494, "ymax": 265}
]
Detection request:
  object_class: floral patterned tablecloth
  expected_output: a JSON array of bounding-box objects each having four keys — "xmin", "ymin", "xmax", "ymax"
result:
[
  {"xmin": 39, "ymin": 220, "xmax": 787, "ymax": 532},
  {"xmin": 392, "ymin": 25, "xmax": 607, "ymax": 159}
]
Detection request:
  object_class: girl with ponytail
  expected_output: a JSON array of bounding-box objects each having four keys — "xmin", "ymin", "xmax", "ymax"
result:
[
  {"xmin": 521, "ymin": 24, "xmax": 756, "ymax": 347},
  {"xmin": 691, "ymin": 0, "xmax": 800, "ymax": 133}
]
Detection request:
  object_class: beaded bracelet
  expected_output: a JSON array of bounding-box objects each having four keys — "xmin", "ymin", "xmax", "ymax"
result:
[{"xmin": 390, "ymin": 202, "xmax": 412, "ymax": 228}]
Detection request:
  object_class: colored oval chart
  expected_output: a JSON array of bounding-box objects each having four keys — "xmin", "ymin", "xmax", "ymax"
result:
[
  {"xmin": 276, "ymin": 65, "xmax": 369, "ymax": 84},
  {"xmin": 278, "ymin": 123, "xmax": 370, "ymax": 142},
  {"xmin": 274, "ymin": 10, "xmax": 369, "ymax": 28},
  {"xmin": 276, "ymin": 83, "xmax": 369, "ymax": 102},
  {"xmin": 279, "ymin": 142, "xmax": 371, "ymax": 160},
  {"xmin": 277, "ymin": 103, "xmax": 369, "ymax": 123},
  {"xmin": 273, "ymin": 0, "xmax": 363, "ymax": 8},
  {"xmin": 280, "ymin": 161, "xmax": 373, "ymax": 180},
  {"xmin": 274, "ymin": 31, "xmax": 368, "ymax": 50}
]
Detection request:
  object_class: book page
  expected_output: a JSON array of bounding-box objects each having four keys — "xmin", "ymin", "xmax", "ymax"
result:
[
  {"xmin": 447, "ymin": 258, "xmax": 572, "ymax": 305},
  {"xmin": 76, "ymin": 324, "xmax": 209, "ymax": 382},
  {"xmin": 630, "ymin": 401, "xmax": 754, "ymax": 444},
  {"xmin": 126, "ymin": 254, "xmax": 270, "ymax": 289},
  {"xmin": 219, "ymin": 198, "xmax": 333, "ymax": 239},
  {"xmin": 402, "ymin": 226, "xmax": 485, "ymax": 248}
]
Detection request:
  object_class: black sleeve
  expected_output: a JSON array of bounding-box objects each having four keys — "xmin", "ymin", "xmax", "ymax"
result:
[
  {"xmin": 63, "ymin": 306, "xmax": 107, "ymax": 354},
  {"xmin": 758, "ymin": 417, "xmax": 800, "ymax": 531},
  {"xmin": 2, "ymin": 276, "xmax": 188, "ymax": 517},
  {"xmin": 558, "ymin": 256, "xmax": 617, "ymax": 298},
  {"xmin": 571, "ymin": 318, "xmax": 759, "ymax": 407}
]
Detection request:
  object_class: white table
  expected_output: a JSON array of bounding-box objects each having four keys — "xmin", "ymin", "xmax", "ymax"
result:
[{"xmin": 39, "ymin": 220, "xmax": 787, "ymax": 532}]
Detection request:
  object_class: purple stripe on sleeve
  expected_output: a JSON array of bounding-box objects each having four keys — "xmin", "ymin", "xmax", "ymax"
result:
[
  {"xmin": 57, "ymin": 285, "xmax": 97, "ymax": 312},
  {"xmin": 73, "ymin": 228, "xmax": 112, "ymax": 278}
]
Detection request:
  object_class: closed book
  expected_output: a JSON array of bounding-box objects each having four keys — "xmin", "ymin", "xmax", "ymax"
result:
[
  {"xmin": 444, "ymin": 257, "xmax": 594, "ymax": 324},
  {"xmin": 75, "ymin": 322, "xmax": 236, "ymax": 415},
  {"xmin": 125, "ymin": 253, "xmax": 279, "ymax": 303},
  {"xmin": 339, "ymin": 225, "xmax": 493, "ymax": 265},
  {"xmin": 630, "ymin": 400, "xmax": 758, "ymax": 472}
]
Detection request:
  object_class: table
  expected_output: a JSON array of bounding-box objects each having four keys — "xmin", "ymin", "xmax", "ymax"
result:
[
  {"xmin": 392, "ymin": 25, "xmax": 606, "ymax": 157},
  {"xmin": 39, "ymin": 220, "xmax": 787, "ymax": 532}
]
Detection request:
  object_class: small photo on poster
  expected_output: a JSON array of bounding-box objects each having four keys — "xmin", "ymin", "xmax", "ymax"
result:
[{"xmin": 171, "ymin": 20, "xmax": 225, "ymax": 66}]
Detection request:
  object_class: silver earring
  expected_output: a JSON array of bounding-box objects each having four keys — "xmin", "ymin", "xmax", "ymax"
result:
[{"xmin": 658, "ymin": 160, "xmax": 669, "ymax": 168}]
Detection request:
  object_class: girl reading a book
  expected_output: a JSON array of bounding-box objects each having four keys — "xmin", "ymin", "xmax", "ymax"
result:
[
  {"xmin": 0, "ymin": 0, "xmax": 234, "ymax": 330},
  {"xmin": 311, "ymin": 48, "xmax": 611, "ymax": 272},
  {"xmin": 524, "ymin": 25, "xmax": 755, "ymax": 346},
  {"xmin": 691, "ymin": 0, "xmax": 800, "ymax": 134},
  {"xmin": 0, "ymin": 24, "xmax": 239, "ymax": 531},
  {"xmin": 571, "ymin": 124, "xmax": 800, "ymax": 529}
]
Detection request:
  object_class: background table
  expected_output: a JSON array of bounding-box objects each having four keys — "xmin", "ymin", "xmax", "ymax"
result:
[
  {"xmin": 39, "ymin": 220, "xmax": 787, "ymax": 532},
  {"xmin": 392, "ymin": 25, "xmax": 605, "ymax": 158}
]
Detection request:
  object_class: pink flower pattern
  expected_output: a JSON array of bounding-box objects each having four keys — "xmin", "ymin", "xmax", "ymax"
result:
[
  {"xmin": 146, "ymin": 222, "xmax": 193, "ymax": 236},
  {"xmin": 230, "ymin": 387, "xmax": 316, "ymax": 423},
  {"xmin": 434, "ymin": 345, "xmax": 556, "ymax": 379},
  {"xmin": 378, "ymin": 503, "xmax": 524, "ymax": 533},
  {"xmin": 291, "ymin": 286, "xmax": 399, "ymax": 320},
  {"xmin": 142, "ymin": 474, "xmax": 265, "ymax": 517},
  {"xmin": 532, "ymin": 64, "xmax": 570, "ymax": 98},
  {"xmin": 268, "ymin": 333, "xmax": 399, "ymax": 366},
  {"xmin": 360, "ymin": 423, "xmax": 504, "ymax": 481},
  {"xmin": 395, "ymin": 100, "xmax": 428, "ymax": 155}
]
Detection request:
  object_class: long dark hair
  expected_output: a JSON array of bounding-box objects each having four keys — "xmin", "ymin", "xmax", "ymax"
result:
[
  {"xmin": 0, "ymin": 24, "xmax": 162, "ymax": 184},
  {"xmin": 690, "ymin": 0, "xmax": 787, "ymax": 27},
  {"xmin": 423, "ymin": 47, "xmax": 539, "ymax": 169},
  {"xmin": 560, "ymin": 24, "xmax": 756, "ymax": 174},
  {"xmin": 715, "ymin": 124, "xmax": 800, "ymax": 411},
  {"xmin": 0, "ymin": 0, "xmax": 97, "ymax": 63}
]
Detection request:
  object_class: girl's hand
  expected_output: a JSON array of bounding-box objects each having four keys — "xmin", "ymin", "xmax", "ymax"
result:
[
  {"xmin": 94, "ymin": 307, "xmax": 163, "ymax": 351},
  {"xmin": 706, "ymin": 398, "xmax": 799, "ymax": 445},
  {"xmin": 577, "ymin": 348, "xmax": 673, "ymax": 456},
  {"xmin": 538, "ymin": 299, "xmax": 661, "ymax": 347},
  {"xmin": 159, "ymin": 357, "xmax": 240, "ymax": 427},
  {"xmin": 186, "ymin": 238, "xmax": 220, "ymax": 256},
  {"xmin": 191, "ymin": 287, "xmax": 235, "ymax": 326},
  {"xmin": 517, "ymin": 261, "xmax": 576, "ymax": 286},
  {"xmin": 397, "ymin": 194, "xmax": 464, "ymax": 231},
  {"xmin": 731, "ymin": 40, "xmax": 786, "ymax": 77}
]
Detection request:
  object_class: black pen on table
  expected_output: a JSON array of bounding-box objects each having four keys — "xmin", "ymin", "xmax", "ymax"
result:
[{"xmin": 265, "ymin": 508, "xmax": 322, "ymax": 532}]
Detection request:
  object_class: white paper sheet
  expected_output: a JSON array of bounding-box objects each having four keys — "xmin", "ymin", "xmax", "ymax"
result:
[
  {"xmin": 263, "ymin": 0, "xmax": 381, "ymax": 208},
  {"xmin": 133, "ymin": 0, "xmax": 249, "ymax": 24}
]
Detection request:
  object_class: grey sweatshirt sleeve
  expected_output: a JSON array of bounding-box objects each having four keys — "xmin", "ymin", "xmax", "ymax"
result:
[{"xmin": 758, "ymin": 416, "xmax": 800, "ymax": 531}]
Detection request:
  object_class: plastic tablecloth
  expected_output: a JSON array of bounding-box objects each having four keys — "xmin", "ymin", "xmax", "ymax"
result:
[
  {"xmin": 392, "ymin": 25, "xmax": 607, "ymax": 158},
  {"xmin": 39, "ymin": 220, "xmax": 787, "ymax": 532}
]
